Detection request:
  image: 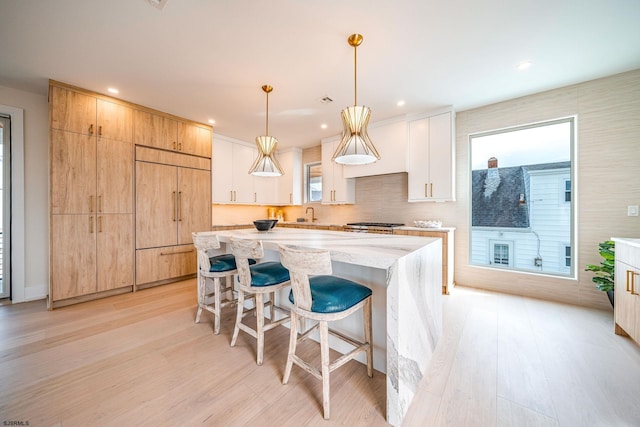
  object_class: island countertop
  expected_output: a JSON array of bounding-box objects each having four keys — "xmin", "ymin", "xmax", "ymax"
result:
[
  {"xmin": 211, "ymin": 226, "xmax": 443, "ymax": 426},
  {"xmin": 213, "ymin": 227, "xmax": 440, "ymax": 270}
]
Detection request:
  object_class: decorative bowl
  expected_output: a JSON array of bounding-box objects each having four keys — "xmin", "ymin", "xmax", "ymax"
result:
[
  {"xmin": 414, "ymin": 220, "xmax": 442, "ymax": 229},
  {"xmin": 254, "ymin": 219, "xmax": 278, "ymax": 231}
]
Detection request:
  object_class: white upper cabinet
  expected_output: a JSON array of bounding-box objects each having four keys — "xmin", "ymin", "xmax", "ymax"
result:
[
  {"xmin": 276, "ymin": 148, "xmax": 302, "ymax": 205},
  {"xmin": 212, "ymin": 136, "xmax": 256, "ymax": 204},
  {"xmin": 321, "ymin": 138, "xmax": 355, "ymax": 204},
  {"xmin": 343, "ymin": 118, "xmax": 408, "ymax": 178},
  {"xmin": 407, "ymin": 110, "xmax": 455, "ymax": 202}
]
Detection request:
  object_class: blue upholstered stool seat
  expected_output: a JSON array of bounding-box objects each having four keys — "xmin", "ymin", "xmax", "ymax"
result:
[
  {"xmin": 209, "ymin": 254, "xmax": 256, "ymax": 272},
  {"xmin": 289, "ymin": 275, "xmax": 372, "ymax": 314},
  {"xmin": 250, "ymin": 262, "xmax": 290, "ymax": 287}
]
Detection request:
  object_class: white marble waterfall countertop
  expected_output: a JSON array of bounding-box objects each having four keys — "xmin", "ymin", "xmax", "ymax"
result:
[
  {"xmin": 212, "ymin": 226, "xmax": 443, "ymax": 426},
  {"xmin": 213, "ymin": 227, "xmax": 440, "ymax": 269}
]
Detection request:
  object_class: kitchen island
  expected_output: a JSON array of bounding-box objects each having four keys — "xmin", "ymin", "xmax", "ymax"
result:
[{"xmin": 213, "ymin": 227, "xmax": 443, "ymax": 426}]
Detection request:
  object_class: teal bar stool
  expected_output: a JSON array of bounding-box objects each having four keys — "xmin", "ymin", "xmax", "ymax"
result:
[
  {"xmin": 278, "ymin": 244, "xmax": 373, "ymax": 420},
  {"xmin": 229, "ymin": 238, "xmax": 291, "ymax": 365},
  {"xmin": 191, "ymin": 232, "xmax": 255, "ymax": 334}
]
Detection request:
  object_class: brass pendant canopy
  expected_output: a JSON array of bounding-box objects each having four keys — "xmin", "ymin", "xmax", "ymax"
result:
[
  {"xmin": 249, "ymin": 85, "xmax": 284, "ymax": 176},
  {"xmin": 333, "ymin": 33, "xmax": 380, "ymax": 165}
]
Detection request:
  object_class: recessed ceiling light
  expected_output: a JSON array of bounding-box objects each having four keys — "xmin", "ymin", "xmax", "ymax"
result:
[
  {"xmin": 208, "ymin": 119, "xmax": 216, "ymax": 125},
  {"xmin": 517, "ymin": 61, "xmax": 533, "ymax": 70},
  {"xmin": 321, "ymin": 124, "xmax": 328, "ymax": 129},
  {"xmin": 397, "ymin": 100, "xmax": 406, "ymax": 107},
  {"xmin": 107, "ymin": 87, "xmax": 119, "ymax": 94}
]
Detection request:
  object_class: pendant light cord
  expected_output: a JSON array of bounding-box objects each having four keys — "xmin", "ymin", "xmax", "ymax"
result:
[
  {"xmin": 265, "ymin": 90, "xmax": 269, "ymax": 136},
  {"xmin": 353, "ymin": 43, "xmax": 357, "ymax": 106}
]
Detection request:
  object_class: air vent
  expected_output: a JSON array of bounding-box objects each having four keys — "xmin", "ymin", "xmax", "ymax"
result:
[
  {"xmin": 146, "ymin": 0, "xmax": 169, "ymax": 10},
  {"xmin": 319, "ymin": 96, "xmax": 334, "ymax": 104}
]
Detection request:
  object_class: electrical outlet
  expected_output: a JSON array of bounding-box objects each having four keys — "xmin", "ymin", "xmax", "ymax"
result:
[{"xmin": 628, "ymin": 205, "xmax": 639, "ymax": 216}]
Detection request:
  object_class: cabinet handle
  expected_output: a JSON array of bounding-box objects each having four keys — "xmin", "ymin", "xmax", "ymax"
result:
[
  {"xmin": 98, "ymin": 125, "xmax": 103, "ymax": 136},
  {"xmin": 178, "ymin": 142, "xmax": 183, "ymax": 151},
  {"xmin": 234, "ymin": 190, "xmax": 237, "ymax": 202},
  {"xmin": 160, "ymin": 249, "xmax": 194, "ymax": 256},
  {"xmin": 290, "ymin": 193, "xmax": 292, "ymax": 204},
  {"xmin": 230, "ymin": 190, "xmax": 233, "ymax": 202},
  {"xmin": 430, "ymin": 183, "xmax": 433, "ymax": 197},
  {"xmin": 627, "ymin": 270, "xmax": 633, "ymax": 292},
  {"xmin": 631, "ymin": 270, "xmax": 639, "ymax": 295},
  {"xmin": 98, "ymin": 216, "xmax": 103, "ymax": 232},
  {"xmin": 425, "ymin": 183, "xmax": 428, "ymax": 198},
  {"xmin": 90, "ymin": 195, "xmax": 95, "ymax": 213},
  {"xmin": 172, "ymin": 191, "xmax": 176, "ymax": 221},
  {"xmin": 98, "ymin": 195, "xmax": 103, "ymax": 213},
  {"xmin": 254, "ymin": 192, "xmax": 257, "ymax": 203},
  {"xmin": 178, "ymin": 191, "xmax": 182, "ymax": 221},
  {"xmin": 89, "ymin": 124, "xmax": 94, "ymax": 135},
  {"xmin": 89, "ymin": 216, "xmax": 94, "ymax": 233}
]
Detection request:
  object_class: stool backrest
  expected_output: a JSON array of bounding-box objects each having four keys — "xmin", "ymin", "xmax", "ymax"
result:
[
  {"xmin": 278, "ymin": 245, "xmax": 332, "ymax": 311},
  {"xmin": 229, "ymin": 238, "xmax": 264, "ymax": 287},
  {"xmin": 192, "ymin": 232, "xmax": 221, "ymax": 273}
]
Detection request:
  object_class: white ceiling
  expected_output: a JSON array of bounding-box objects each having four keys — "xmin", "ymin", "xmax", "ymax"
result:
[{"xmin": 1, "ymin": 0, "xmax": 639, "ymax": 149}]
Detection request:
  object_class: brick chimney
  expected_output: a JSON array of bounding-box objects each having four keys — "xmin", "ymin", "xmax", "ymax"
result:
[{"xmin": 488, "ymin": 157, "xmax": 498, "ymax": 169}]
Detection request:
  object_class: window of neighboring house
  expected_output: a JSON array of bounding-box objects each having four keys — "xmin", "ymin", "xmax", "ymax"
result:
[
  {"xmin": 470, "ymin": 117, "xmax": 575, "ymax": 277},
  {"xmin": 564, "ymin": 244, "xmax": 571, "ymax": 268},
  {"xmin": 564, "ymin": 179, "xmax": 571, "ymax": 202},
  {"xmin": 491, "ymin": 242, "xmax": 511, "ymax": 266}
]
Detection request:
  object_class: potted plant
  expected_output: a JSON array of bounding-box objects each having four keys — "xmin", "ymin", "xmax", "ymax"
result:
[{"xmin": 585, "ymin": 240, "xmax": 615, "ymax": 307}]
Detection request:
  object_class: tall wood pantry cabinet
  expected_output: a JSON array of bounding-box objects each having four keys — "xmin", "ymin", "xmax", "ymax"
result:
[
  {"xmin": 49, "ymin": 82, "xmax": 135, "ymax": 306},
  {"xmin": 49, "ymin": 80, "xmax": 213, "ymax": 307}
]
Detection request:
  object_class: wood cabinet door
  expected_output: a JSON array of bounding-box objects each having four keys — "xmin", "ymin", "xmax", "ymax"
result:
[
  {"xmin": 97, "ymin": 99, "xmax": 132, "ymax": 142},
  {"xmin": 97, "ymin": 138, "xmax": 133, "ymax": 214},
  {"xmin": 615, "ymin": 259, "xmax": 637, "ymax": 338},
  {"xmin": 97, "ymin": 214, "xmax": 134, "ymax": 292},
  {"xmin": 133, "ymin": 110, "xmax": 165, "ymax": 149},
  {"xmin": 135, "ymin": 161, "xmax": 178, "ymax": 248},
  {"xmin": 50, "ymin": 86, "xmax": 96, "ymax": 135},
  {"xmin": 177, "ymin": 167, "xmax": 211, "ymax": 245},
  {"xmin": 50, "ymin": 129, "xmax": 96, "ymax": 214},
  {"xmin": 178, "ymin": 122, "xmax": 212, "ymax": 158},
  {"xmin": 50, "ymin": 214, "xmax": 97, "ymax": 301}
]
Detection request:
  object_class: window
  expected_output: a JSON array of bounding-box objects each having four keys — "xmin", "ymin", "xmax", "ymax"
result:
[
  {"xmin": 470, "ymin": 117, "xmax": 575, "ymax": 277},
  {"xmin": 564, "ymin": 179, "xmax": 571, "ymax": 202},
  {"xmin": 492, "ymin": 243, "xmax": 511, "ymax": 265},
  {"xmin": 305, "ymin": 162, "xmax": 322, "ymax": 203}
]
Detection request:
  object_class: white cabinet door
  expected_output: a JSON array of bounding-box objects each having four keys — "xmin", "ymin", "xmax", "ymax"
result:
[
  {"xmin": 407, "ymin": 111, "xmax": 455, "ymax": 202},
  {"xmin": 343, "ymin": 119, "xmax": 408, "ymax": 178},
  {"xmin": 212, "ymin": 138, "xmax": 234, "ymax": 203},
  {"xmin": 321, "ymin": 140, "xmax": 355, "ymax": 204},
  {"xmin": 254, "ymin": 175, "xmax": 278, "ymax": 205},
  {"xmin": 232, "ymin": 143, "xmax": 257, "ymax": 204},
  {"xmin": 277, "ymin": 148, "xmax": 302, "ymax": 205}
]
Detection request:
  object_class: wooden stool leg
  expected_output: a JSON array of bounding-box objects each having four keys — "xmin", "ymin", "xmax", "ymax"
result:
[
  {"xmin": 319, "ymin": 320, "xmax": 331, "ymax": 419},
  {"xmin": 213, "ymin": 277, "xmax": 221, "ymax": 335},
  {"xmin": 255, "ymin": 293, "xmax": 265, "ymax": 365},
  {"xmin": 195, "ymin": 275, "xmax": 204, "ymax": 324},
  {"xmin": 282, "ymin": 311, "xmax": 298, "ymax": 384},
  {"xmin": 230, "ymin": 290, "xmax": 245, "ymax": 347},
  {"xmin": 364, "ymin": 297, "xmax": 373, "ymax": 377}
]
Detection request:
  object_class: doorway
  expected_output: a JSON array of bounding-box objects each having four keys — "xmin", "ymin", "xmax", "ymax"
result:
[{"xmin": 0, "ymin": 114, "xmax": 10, "ymax": 299}]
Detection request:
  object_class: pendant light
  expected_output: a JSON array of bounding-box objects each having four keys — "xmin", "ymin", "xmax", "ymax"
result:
[
  {"xmin": 249, "ymin": 85, "xmax": 284, "ymax": 177},
  {"xmin": 332, "ymin": 33, "xmax": 380, "ymax": 165}
]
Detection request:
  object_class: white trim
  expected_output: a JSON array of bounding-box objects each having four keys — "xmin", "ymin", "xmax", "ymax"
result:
[{"xmin": 0, "ymin": 104, "xmax": 25, "ymax": 303}]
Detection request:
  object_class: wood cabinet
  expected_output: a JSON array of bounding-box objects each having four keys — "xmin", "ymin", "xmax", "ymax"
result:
[
  {"xmin": 343, "ymin": 118, "xmax": 408, "ymax": 178},
  {"xmin": 49, "ymin": 82, "xmax": 134, "ymax": 305},
  {"xmin": 133, "ymin": 110, "xmax": 212, "ymax": 158},
  {"xmin": 613, "ymin": 238, "xmax": 640, "ymax": 344},
  {"xmin": 321, "ymin": 138, "xmax": 355, "ymax": 204},
  {"xmin": 407, "ymin": 110, "xmax": 455, "ymax": 202},
  {"xmin": 135, "ymin": 146, "xmax": 211, "ymax": 286}
]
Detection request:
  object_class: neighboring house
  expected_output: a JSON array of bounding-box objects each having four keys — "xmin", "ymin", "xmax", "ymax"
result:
[{"xmin": 471, "ymin": 157, "xmax": 572, "ymax": 274}]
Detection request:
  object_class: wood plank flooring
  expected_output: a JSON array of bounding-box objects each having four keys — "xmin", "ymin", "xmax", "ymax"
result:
[{"xmin": 1, "ymin": 280, "xmax": 639, "ymax": 426}]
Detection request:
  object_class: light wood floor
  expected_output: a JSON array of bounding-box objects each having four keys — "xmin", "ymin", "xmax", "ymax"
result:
[{"xmin": 1, "ymin": 280, "xmax": 639, "ymax": 426}]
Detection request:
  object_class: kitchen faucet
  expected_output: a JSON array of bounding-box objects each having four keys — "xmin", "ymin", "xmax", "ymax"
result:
[{"xmin": 305, "ymin": 207, "xmax": 317, "ymax": 222}]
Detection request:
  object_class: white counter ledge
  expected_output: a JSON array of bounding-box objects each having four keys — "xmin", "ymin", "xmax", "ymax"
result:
[{"xmin": 212, "ymin": 227, "xmax": 443, "ymax": 426}]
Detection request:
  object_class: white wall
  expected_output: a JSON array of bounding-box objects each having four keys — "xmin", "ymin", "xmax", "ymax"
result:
[{"xmin": 0, "ymin": 85, "xmax": 49, "ymax": 301}]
